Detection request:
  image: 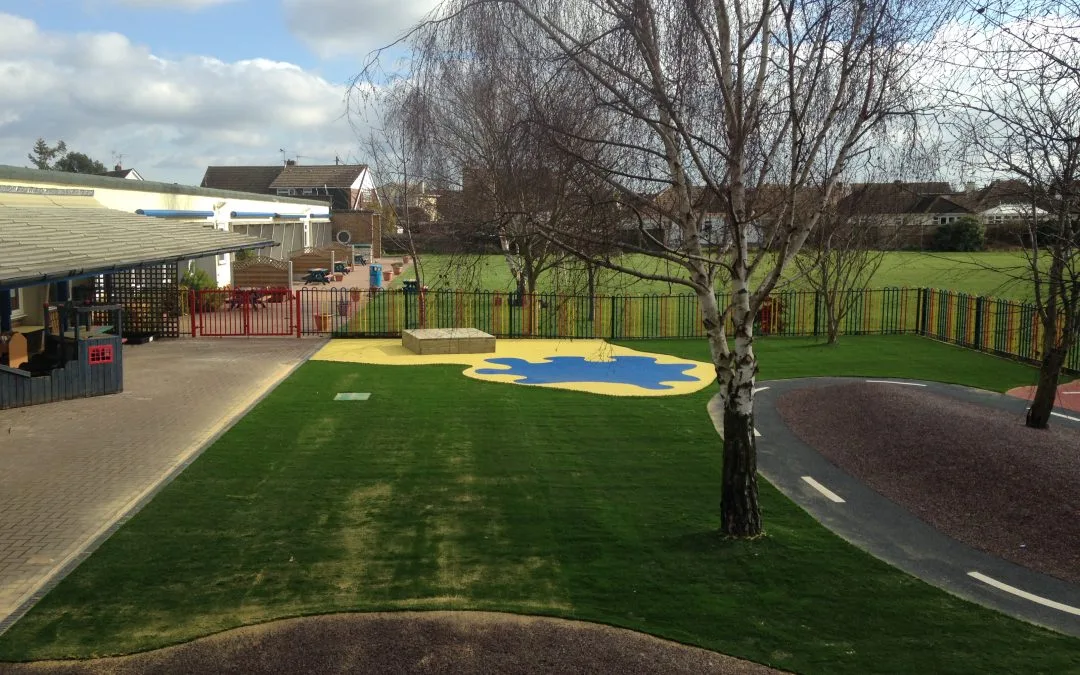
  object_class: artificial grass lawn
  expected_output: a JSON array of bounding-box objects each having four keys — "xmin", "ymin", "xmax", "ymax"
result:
[
  {"xmin": 1, "ymin": 336, "xmax": 1077, "ymax": 673},
  {"xmin": 396, "ymin": 251, "xmax": 1038, "ymax": 299}
]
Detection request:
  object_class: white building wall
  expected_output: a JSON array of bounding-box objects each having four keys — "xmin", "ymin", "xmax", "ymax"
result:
[{"xmin": 2, "ymin": 174, "xmax": 330, "ymax": 287}]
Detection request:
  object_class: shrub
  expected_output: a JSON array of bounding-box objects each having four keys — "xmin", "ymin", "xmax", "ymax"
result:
[
  {"xmin": 932, "ymin": 216, "xmax": 985, "ymax": 252},
  {"xmin": 181, "ymin": 267, "xmax": 217, "ymax": 291}
]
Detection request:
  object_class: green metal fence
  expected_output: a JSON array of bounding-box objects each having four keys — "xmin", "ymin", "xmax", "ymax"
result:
[{"xmin": 298, "ymin": 287, "xmax": 1079, "ymax": 374}]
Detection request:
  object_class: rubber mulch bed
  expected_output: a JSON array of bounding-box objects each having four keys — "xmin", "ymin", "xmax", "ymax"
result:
[
  {"xmin": 0, "ymin": 612, "xmax": 786, "ymax": 675},
  {"xmin": 775, "ymin": 382, "xmax": 1080, "ymax": 585}
]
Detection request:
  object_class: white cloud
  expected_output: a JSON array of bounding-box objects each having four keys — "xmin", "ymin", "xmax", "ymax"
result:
[
  {"xmin": 283, "ymin": 0, "xmax": 441, "ymax": 59},
  {"xmin": 0, "ymin": 13, "xmax": 367, "ymax": 185}
]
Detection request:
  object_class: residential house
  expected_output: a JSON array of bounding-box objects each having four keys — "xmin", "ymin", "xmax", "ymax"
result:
[
  {"xmin": 200, "ymin": 161, "xmax": 382, "ymax": 255},
  {"xmin": 200, "ymin": 161, "xmax": 378, "ymax": 211},
  {"xmin": 200, "ymin": 165, "xmax": 285, "ymax": 194},
  {"xmin": 629, "ymin": 185, "xmax": 822, "ymax": 251},
  {"xmin": 835, "ymin": 182, "xmax": 972, "ymax": 248},
  {"xmin": 956, "ymin": 180, "xmax": 1048, "ymax": 245},
  {"xmin": 270, "ymin": 163, "xmax": 378, "ymax": 210},
  {"xmin": 98, "ymin": 164, "xmax": 143, "ymax": 180},
  {"xmin": 378, "ymin": 181, "xmax": 438, "ymax": 222}
]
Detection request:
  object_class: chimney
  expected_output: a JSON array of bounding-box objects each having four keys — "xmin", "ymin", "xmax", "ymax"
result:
[
  {"xmin": 964, "ymin": 181, "xmax": 976, "ymax": 193},
  {"xmin": 114, "ymin": 163, "xmax": 123, "ymax": 171},
  {"xmin": 285, "ymin": 159, "xmax": 297, "ymax": 167}
]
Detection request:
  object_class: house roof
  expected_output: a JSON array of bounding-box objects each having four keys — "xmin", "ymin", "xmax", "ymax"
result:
[
  {"xmin": 99, "ymin": 168, "xmax": 142, "ymax": 180},
  {"xmin": 837, "ymin": 182, "xmax": 969, "ymax": 215},
  {"xmin": 200, "ymin": 165, "xmax": 285, "ymax": 194},
  {"xmin": 269, "ymin": 164, "xmax": 368, "ymax": 189},
  {"xmin": 646, "ymin": 184, "xmax": 823, "ymax": 220},
  {"xmin": 957, "ymin": 180, "xmax": 1035, "ymax": 212},
  {"xmin": 0, "ymin": 165, "xmax": 325, "ymax": 207},
  {"xmin": 0, "ymin": 195, "xmax": 274, "ymax": 288}
]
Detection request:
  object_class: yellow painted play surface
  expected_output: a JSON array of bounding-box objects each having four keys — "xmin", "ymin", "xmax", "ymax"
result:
[{"xmin": 312, "ymin": 339, "xmax": 715, "ymax": 397}]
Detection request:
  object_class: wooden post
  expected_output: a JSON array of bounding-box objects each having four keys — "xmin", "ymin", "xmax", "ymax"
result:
[
  {"xmin": 295, "ymin": 289, "xmax": 302, "ymax": 338},
  {"xmin": 0, "ymin": 289, "xmax": 11, "ymax": 332}
]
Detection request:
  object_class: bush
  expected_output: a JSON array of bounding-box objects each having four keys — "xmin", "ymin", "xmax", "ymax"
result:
[
  {"xmin": 932, "ymin": 216, "xmax": 985, "ymax": 252},
  {"xmin": 181, "ymin": 267, "xmax": 217, "ymax": 291}
]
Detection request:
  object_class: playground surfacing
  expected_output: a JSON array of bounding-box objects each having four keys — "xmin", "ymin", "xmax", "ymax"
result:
[{"xmin": 313, "ymin": 339, "xmax": 715, "ymax": 396}]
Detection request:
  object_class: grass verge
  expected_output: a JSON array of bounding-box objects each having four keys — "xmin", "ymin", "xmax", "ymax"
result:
[{"xmin": 0, "ymin": 336, "xmax": 1075, "ymax": 673}]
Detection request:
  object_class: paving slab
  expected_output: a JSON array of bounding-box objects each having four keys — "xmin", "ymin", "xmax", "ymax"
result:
[{"xmin": 0, "ymin": 337, "xmax": 323, "ymax": 633}]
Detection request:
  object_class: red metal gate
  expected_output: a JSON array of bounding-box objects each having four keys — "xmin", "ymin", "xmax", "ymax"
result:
[{"xmin": 190, "ymin": 289, "xmax": 298, "ymax": 337}]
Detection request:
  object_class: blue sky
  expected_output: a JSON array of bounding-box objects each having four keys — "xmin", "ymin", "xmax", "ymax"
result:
[{"xmin": 0, "ymin": 0, "xmax": 432, "ymax": 184}]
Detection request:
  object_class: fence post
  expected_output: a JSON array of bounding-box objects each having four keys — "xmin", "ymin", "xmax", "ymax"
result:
[
  {"xmin": 295, "ymin": 290, "xmax": 302, "ymax": 338},
  {"xmin": 974, "ymin": 296, "xmax": 985, "ymax": 350},
  {"xmin": 813, "ymin": 291, "xmax": 822, "ymax": 337},
  {"xmin": 609, "ymin": 295, "xmax": 617, "ymax": 339},
  {"xmin": 189, "ymin": 290, "xmax": 197, "ymax": 337},
  {"xmin": 917, "ymin": 288, "xmax": 927, "ymax": 335}
]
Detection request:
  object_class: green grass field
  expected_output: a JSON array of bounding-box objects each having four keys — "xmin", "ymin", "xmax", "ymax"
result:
[
  {"xmin": 1, "ymin": 336, "xmax": 1074, "ymax": 673},
  {"xmin": 393, "ymin": 252, "xmax": 1036, "ymax": 299}
]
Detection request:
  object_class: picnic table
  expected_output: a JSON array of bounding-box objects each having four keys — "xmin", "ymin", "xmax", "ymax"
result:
[
  {"xmin": 304, "ymin": 268, "xmax": 331, "ymax": 285},
  {"xmin": 224, "ymin": 290, "xmax": 269, "ymax": 310}
]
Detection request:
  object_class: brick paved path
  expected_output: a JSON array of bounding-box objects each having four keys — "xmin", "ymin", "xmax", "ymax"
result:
[{"xmin": 0, "ymin": 338, "xmax": 323, "ymax": 633}]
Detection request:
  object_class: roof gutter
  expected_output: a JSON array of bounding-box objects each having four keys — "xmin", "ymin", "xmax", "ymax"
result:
[
  {"xmin": 230, "ymin": 211, "xmax": 330, "ymax": 220},
  {"xmin": 136, "ymin": 209, "xmax": 215, "ymax": 218}
]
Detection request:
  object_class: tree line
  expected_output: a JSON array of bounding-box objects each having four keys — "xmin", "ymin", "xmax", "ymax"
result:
[{"xmin": 27, "ymin": 138, "xmax": 108, "ymax": 174}]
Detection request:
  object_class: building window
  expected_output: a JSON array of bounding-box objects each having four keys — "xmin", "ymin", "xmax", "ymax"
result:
[
  {"xmin": 276, "ymin": 188, "xmax": 293, "ymax": 196},
  {"xmin": 88, "ymin": 345, "xmax": 114, "ymax": 365},
  {"xmin": 302, "ymin": 188, "xmax": 315, "ymax": 195},
  {"xmin": 8, "ymin": 289, "xmax": 23, "ymax": 318}
]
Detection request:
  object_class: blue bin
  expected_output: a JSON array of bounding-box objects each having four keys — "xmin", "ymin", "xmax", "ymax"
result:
[{"xmin": 369, "ymin": 263, "xmax": 383, "ymax": 289}]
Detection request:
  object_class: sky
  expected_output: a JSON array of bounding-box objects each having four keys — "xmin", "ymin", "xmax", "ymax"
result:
[{"xmin": 0, "ymin": 0, "xmax": 438, "ymax": 185}]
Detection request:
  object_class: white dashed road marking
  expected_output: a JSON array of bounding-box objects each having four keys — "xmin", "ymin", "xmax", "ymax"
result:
[
  {"xmin": 968, "ymin": 572, "xmax": 1080, "ymax": 616},
  {"xmin": 801, "ymin": 476, "xmax": 846, "ymax": 503},
  {"xmin": 865, "ymin": 380, "xmax": 927, "ymax": 387},
  {"xmin": 1051, "ymin": 411, "xmax": 1080, "ymax": 422}
]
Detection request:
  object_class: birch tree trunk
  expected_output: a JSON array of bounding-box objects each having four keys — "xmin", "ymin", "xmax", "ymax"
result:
[{"xmin": 1027, "ymin": 339, "xmax": 1066, "ymax": 429}]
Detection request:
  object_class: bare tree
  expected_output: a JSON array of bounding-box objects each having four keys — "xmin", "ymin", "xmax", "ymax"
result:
[
  {"xmin": 377, "ymin": 0, "xmax": 953, "ymax": 536},
  {"xmin": 389, "ymin": 50, "xmax": 591, "ymax": 296},
  {"xmin": 948, "ymin": 0, "xmax": 1080, "ymax": 428},
  {"xmin": 792, "ymin": 149, "xmax": 935, "ymax": 343},
  {"xmin": 793, "ymin": 209, "xmax": 891, "ymax": 344}
]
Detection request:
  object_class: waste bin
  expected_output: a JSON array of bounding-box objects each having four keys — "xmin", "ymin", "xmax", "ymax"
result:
[
  {"xmin": 403, "ymin": 279, "xmax": 419, "ymax": 294},
  {"xmin": 369, "ymin": 263, "xmax": 383, "ymax": 289}
]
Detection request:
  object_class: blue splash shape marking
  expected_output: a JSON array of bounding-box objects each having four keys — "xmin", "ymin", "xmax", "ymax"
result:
[{"xmin": 474, "ymin": 356, "xmax": 699, "ymax": 390}]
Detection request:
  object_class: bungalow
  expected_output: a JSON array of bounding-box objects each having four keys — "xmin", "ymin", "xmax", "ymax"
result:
[
  {"xmin": 957, "ymin": 180, "xmax": 1049, "ymax": 244},
  {"xmin": 835, "ymin": 182, "xmax": 972, "ymax": 248},
  {"xmin": 626, "ymin": 185, "xmax": 823, "ymax": 251},
  {"xmin": 0, "ymin": 185, "xmax": 273, "ymax": 408}
]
